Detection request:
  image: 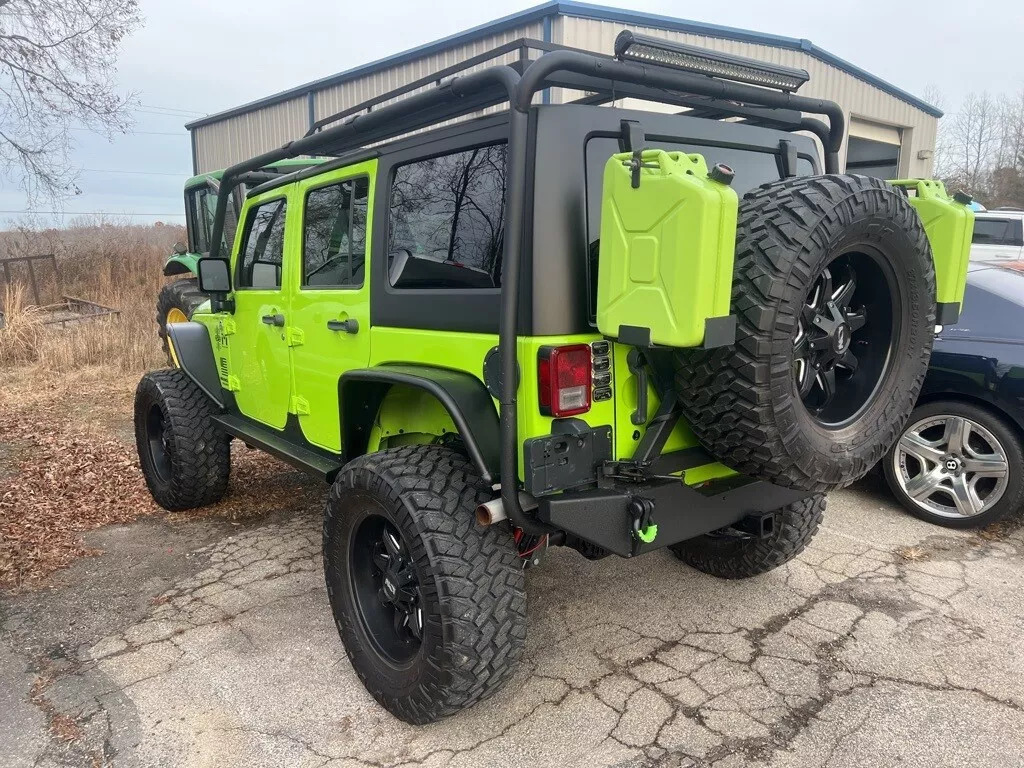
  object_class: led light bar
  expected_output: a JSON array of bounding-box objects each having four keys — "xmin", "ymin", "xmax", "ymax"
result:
[{"xmin": 614, "ymin": 31, "xmax": 810, "ymax": 92}]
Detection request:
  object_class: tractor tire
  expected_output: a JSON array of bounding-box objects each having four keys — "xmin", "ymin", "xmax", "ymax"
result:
[
  {"xmin": 670, "ymin": 494, "xmax": 826, "ymax": 579},
  {"xmin": 134, "ymin": 369, "xmax": 230, "ymax": 511},
  {"xmin": 675, "ymin": 174, "xmax": 936, "ymax": 493},
  {"xmin": 157, "ymin": 278, "xmax": 206, "ymax": 362},
  {"xmin": 323, "ymin": 445, "xmax": 526, "ymax": 724}
]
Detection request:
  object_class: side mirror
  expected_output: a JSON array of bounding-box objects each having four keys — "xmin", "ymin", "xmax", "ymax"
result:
[
  {"xmin": 197, "ymin": 257, "xmax": 231, "ymax": 294},
  {"xmin": 172, "ymin": 241, "xmax": 188, "ymax": 256}
]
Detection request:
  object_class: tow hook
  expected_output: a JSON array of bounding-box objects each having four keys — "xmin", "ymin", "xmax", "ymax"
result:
[{"xmin": 629, "ymin": 497, "xmax": 658, "ymax": 544}]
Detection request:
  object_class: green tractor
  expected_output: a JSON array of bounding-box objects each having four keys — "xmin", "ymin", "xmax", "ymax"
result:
[
  {"xmin": 138, "ymin": 33, "xmax": 973, "ymax": 724},
  {"xmin": 157, "ymin": 159, "xmax": 325, "ymax": 354}
]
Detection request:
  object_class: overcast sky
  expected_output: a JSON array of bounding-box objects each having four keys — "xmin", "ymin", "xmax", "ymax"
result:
[{"xmin": 1, "ymin": 0, "xmax": 1021, "ymax": 227}]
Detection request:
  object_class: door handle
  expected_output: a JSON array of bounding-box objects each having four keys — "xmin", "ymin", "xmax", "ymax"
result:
[
  {"xmin": 261, "ymin": 313, "xmax": 285, "ymax": 327},
  {"xmin": 327, "ymin": 318, "xmax": 359, "ymax": 334}
]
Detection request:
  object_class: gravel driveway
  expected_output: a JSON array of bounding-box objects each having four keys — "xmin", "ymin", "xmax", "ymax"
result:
[{"xmin": 2, "ymin": 475, "xmax": 1022, "ymax": 767}]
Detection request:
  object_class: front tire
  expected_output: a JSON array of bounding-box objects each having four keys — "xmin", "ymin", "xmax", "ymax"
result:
[
  {"xmin": 134, "ymin": 369, "xmax": 230, "ymax": 511},
  {"xmin": 670, "ymin": 495, "xmax": 825, "ymax": 579},
  {"xmin": 323, "ymin": 445, "xmax": 526, "ymax": 724},
  {"xmin": 883, "ymin": 400, "xmax": 1024, "ymax": 528}
]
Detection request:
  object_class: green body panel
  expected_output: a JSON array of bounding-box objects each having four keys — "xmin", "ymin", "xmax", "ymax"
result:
[
  {"xmin": 366, "ymin": 386, "xmax": 457, "ymax": 452},
  {"xmin": 288, "ymin": 160, "xmax": 376, "ymax": 451},
  {"xmin": 596, "ymin": 151, "xmax": 738, "ymax": 347},
  {"xmin": 226, "ymin": 186, "xmax": 293, "ymax": 430},
  {"xmin": 183, "ymin": 153, "xmax": 735, "ymax": 488},
  {"xmin": 890, "ymin": 179, "xmax": 974, "ymax": 309},
  {"xmin": 610, "ymin": 342, "xmax": 736, "ymax": 486}
]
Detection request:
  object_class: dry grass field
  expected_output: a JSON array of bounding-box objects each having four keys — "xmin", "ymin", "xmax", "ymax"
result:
[{"xmin": 0, "ymin": 221, "xmax": 317, "ymax": 590}]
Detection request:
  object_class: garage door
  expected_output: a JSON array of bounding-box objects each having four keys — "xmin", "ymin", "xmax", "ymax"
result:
[{"xmin": 846, "ymin": 119, "xmax": 902, "ymax": 179}]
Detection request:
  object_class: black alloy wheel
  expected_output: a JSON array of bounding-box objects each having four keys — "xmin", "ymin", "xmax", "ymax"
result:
[
  {"xmin": 794, "ymin": 250, "xmax": 898, "ymax": 427},
  {"xmin": 350, "ymin": 515, "xmax": 424, "ymax": 664},
  {"xmin": 145, "ymin": 404, "xmax": 173, "ymax": 484}
]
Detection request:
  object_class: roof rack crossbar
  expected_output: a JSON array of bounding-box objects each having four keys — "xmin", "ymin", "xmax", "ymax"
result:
[{"xmin": 307, "ymin": 38, "xmax": 562, "ymax": 137}]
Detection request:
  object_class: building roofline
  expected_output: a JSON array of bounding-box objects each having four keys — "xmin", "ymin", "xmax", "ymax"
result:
[{"xmin": 186, "ymin": 0, "xmax": 941, "ymax": 131}]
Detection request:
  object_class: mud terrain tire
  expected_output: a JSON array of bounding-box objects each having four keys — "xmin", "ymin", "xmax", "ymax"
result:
[
  {"xmin": 671, "ymin": 494, "xmax": 826, "ymax": 578},
  {"xmin": 675, "ymin": 174, "xmax": 935, "ymax": 492},
  {"xmin": 323, "ymin": 445, "xmax": 526, "ymax": 724},
  {"xmin": 134, "ymin": 369, "xmax": 230, "ymax": 510}
]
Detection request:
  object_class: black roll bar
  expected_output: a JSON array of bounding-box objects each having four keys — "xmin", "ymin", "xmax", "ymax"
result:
[{"xmin": 514, "ymin": 50, "xmax": 845, "ymax": 173}]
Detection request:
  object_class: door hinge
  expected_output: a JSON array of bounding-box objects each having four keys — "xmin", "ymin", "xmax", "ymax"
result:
[
  {"xmin": 221, "ymin": 317, "xmax": 237, "ymax": 335},
  {"xmin": 286, "ymin": 327, "xmax": 305, "ymax": 347},
  {"xmin": 226, "ymin": 374, "xmax": 241, "ymax": 392},
  {"xmin": 290, "ymin": 395, "xmax": 310, "ymax": 415}
]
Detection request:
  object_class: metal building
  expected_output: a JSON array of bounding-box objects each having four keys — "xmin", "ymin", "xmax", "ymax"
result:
[{"xmin": 186, "ymin": 1, "xmax": 941, "ymax": 178}]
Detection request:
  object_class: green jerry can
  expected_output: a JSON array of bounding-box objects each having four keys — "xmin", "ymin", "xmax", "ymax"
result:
[
  {"xmin": 889, "ymin": 179, "xmax": 975, "ymax": 324},
  {"xmin": 596, "ymin": 149, "xmax": 739, "ymax": 349}
]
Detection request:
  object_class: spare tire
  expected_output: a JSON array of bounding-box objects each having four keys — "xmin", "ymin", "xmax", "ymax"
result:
[{"xmin": 675, "ymin": 174, "xmax": 935, "ymax": 493}]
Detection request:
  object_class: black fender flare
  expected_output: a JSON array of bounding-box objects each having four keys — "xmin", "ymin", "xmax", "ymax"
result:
[
  {"xmin": 340, "ymin": 365, "xmax": 499, "ymax": 484},
  {"xmin": 165, "ymin": 322, "xmax": 225, "ymax": 409}
]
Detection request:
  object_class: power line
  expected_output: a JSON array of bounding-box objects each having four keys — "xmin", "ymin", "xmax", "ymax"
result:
[
  {"xmin": 138, "ymin": 103, "xmax": 205, "ymax": 116},
  {"xmin": 79, "ymin": 168, "xmax": 190, "ymax": 177},
  {"xmin": 69, "ymin": 127, "xmax": 187, "ymax": 137}
]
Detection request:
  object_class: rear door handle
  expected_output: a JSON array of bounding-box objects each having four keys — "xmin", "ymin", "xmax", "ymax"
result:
[
  {"xmin": 327, "ymin": 318, "xmax": 359, "ymax": 334},
  {"xmin": 262, "ymin": 313, "xmax": 285, "ymax": 327}
]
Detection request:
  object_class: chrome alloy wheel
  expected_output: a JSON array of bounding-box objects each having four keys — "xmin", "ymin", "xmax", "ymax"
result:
[{"xmin": 892, "ymin": 414, "xmax": 1010, "ymax": 519}]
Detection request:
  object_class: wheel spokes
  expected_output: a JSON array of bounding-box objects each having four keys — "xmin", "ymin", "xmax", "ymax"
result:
[
  {"xmin": 948, "ymin": 474, "xmax": 983, "ymax": 516},
  {"xmin": 899, "ymin": 431, "xmax": 945, "ymax": 465},
  {"xmin": 837, "ymin": 350, "xmax": 859, "ymax": 373},
  {"xmin": 942, "ymin": 417, "xmax": 970, "ymax": 455},
  {"xmin": 961, "ymin": 453, "xmax": 1008, "ymax": 478},
  {"xmin": 816, "ymin": 368, "xmax": 836, "ymax": 408},
  {"xmin": 832, "ymin": 271, "xmax": 857, "ymax": 307},
  {"xmin": 904, "ymin": 467, "xmax": 945, "ymax": 501}
]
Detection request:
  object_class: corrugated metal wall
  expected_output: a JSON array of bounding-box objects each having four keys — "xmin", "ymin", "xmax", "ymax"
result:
[
  {"xmin": 557, "ymin": 17, "xmax": 937, "ymax": 177},
  {"xmin": 192, "ymin": 22, "xmax": 542, "ymax": 172},
  {"xmin": 191, "ymin": 14, "xmax": 937, "ymax": 178},
  {"xmin": 193, "ymin": 97, "xmax": 309, "ymax": 174}
]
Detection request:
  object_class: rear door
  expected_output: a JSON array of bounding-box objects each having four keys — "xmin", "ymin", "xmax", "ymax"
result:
[
  {"xmin": 971, "ymin": 216, "xmax": 1024, "ymax": 262},
  {"xmin": 288, "ymin": 161, "xmax": 376, "ymax": 451},
  {"xmin": 229, "ymin": 192, "xmax": 294, "ymax": 429}
]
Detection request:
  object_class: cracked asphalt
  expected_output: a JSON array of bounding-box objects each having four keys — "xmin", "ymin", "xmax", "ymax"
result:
[{"xmin": 2, "ymin": 472, "xmax": 1023, "ymax": 768}]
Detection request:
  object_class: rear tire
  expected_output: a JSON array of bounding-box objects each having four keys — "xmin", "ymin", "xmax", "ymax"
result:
[
  {"xmin": 670, "ymin": 495, "xmax": 825, "ymax": 579},
  {"xmin": 134, "ymin": 369, "xmax": 230, "ymax": 511},
  {"xmin": 675, "ymin": 174, "xmax": 936, "ymax": 492},
  {"xmin": 157, "ymin": 278, "xmax": 206, "ymax": 362},
  {"xmin": 323, "ymin": 445, "xmax": 526, "ymax": 724}
]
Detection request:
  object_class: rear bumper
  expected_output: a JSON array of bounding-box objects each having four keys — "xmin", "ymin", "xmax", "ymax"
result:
[{"xmin": 539, "ymin": 475, "xmax": 809, "ymax": 558}]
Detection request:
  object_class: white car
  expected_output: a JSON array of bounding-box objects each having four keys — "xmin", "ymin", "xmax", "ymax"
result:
[{"xmin": 970, "ymin": 209, "xmax": 1024, "ymax": 262}]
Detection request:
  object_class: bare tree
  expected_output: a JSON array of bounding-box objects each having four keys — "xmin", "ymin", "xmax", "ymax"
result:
[
  {"xmin": 944, "ymin": 92, "xmax": 1002, "ymax": 197},
  {"xmin": 0, "ymin": 0, "xmax": 142, "ymax": 206}
]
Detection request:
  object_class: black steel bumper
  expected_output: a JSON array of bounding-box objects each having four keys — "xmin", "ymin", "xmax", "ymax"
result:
[{"xmin": 539, "ymin": 475, "xmax": 809, "ymax": 558}]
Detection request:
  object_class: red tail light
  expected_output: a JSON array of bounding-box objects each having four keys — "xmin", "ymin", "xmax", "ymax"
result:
[{"xmin": 538, "ymin": 344, "xmax": 592, "ymax": 417}]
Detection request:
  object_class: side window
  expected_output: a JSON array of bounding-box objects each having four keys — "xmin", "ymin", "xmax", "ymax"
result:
[
  {"xmin": 303, "ymin": 177, "xmax": 369, "ymax": 288},
  {"xmin": 972, "ymin": 218, "xmax": 1015, "ymax": 246},
  {"xmin": 387, "ymin": 144, "xmax": 506, "ymax": 290},
  {"xmin": 237, "ymin": 198, "xmax": 287, "ymax": 289}
]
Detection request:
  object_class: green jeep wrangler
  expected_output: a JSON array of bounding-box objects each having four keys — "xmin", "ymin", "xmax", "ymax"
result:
[{"xmin": 136, "ymin": 33, "xmax": 973, "ymax": 724}]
